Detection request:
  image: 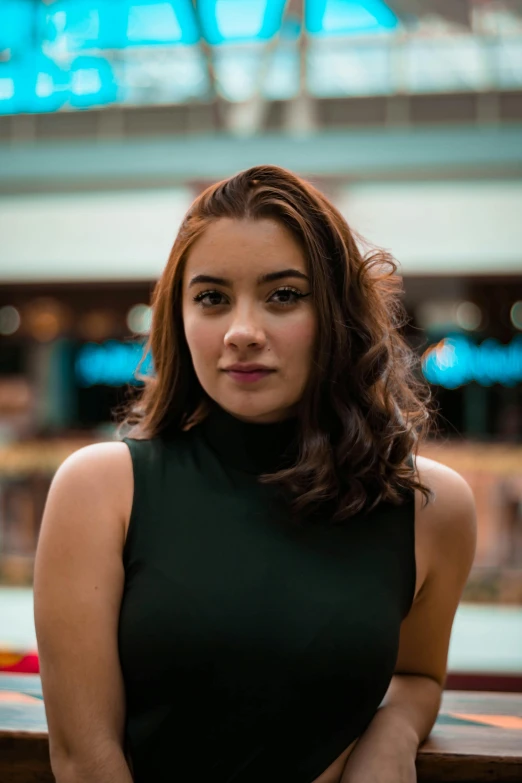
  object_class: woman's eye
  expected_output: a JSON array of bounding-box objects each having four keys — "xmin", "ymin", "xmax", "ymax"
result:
[
  {"xmin": 270, "ymin": 287, "xmax": 303, "ymax": 306},
  {"xmin": 193, "ymin": 291, "xmax": 225, "ymax": 308},
  {"xmin": 192, "ymin": 287, "xmax": 306, "ymax": 309}
]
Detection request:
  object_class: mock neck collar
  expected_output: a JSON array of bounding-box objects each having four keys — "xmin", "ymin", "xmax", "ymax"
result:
[{"xmin": 197, "ymin": 400, "xmax": 300, "ymax": 475}]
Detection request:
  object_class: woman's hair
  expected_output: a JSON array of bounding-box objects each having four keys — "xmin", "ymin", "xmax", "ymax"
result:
[{"xmin": 116, "ymin": 164, "xmax": 436, "ymax": 524}]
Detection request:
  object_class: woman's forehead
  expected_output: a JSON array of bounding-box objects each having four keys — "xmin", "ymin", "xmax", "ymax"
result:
[{"xmin": 184, "ymin": 218, "xmax": 307, "ymax": 274}]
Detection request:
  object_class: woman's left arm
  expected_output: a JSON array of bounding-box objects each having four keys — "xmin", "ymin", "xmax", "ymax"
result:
[{"xmin": 341, "ymin": 459, "xmax": 478, "ymax": 782}]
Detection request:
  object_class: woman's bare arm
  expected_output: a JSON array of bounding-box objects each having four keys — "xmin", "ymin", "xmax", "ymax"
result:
[{"xmin": 34, "ymin": 442, "xmax": 134, "ymax": 783}]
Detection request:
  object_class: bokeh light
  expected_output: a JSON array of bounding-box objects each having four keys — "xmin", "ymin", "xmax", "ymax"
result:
[
  {"xmin": 510, "ymin": 300, "xmax": 522, "ymax": 330},
  {"xmin": 127, "ymin": 304, "xmax": 153, "ymax": 335},
  {"xmin": 0, "ymin": 305, "xmax": 21, "ymax": 336}
]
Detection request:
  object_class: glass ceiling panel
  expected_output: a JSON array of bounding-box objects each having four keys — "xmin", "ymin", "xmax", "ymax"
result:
[
  {"xmin": 117, "ymin": 47, "xmax": 209, "ymax": 105},
  {"xmin": 125, "ymin": 0, "xmax": 199, "ymax": 46},
  {"xmin": 213, "ymin": 45, "xmax": 266, "ymax": 100},
  {"xmin": 0, "ymin": 0, "xmax": 521, "ymax": 115},
  {"xmin": 198, "ymin": 0, "xmax": 287, "ymax": 44},
  {"xmin": 263, "ymin": 45, "xmax": 300, "ymax": 99},
  {"xmin": 405, "ymin": 38, "xmax": 489, "ymax": 93},
  {"xmin": 308, "ymin": 42, "xmax": 392, "ymax": 96},
  {"xmin": 497, "ymin": 38, "xmax": 522, "ymax": 88},
  {"xmin": 307, "ymin": 0, "xmax": 398, "ymax": 36}
]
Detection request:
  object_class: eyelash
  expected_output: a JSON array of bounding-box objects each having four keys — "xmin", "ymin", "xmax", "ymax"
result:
[{"xmin": 192, "ymin": 286, "xmax": 310, "ymax": 309}]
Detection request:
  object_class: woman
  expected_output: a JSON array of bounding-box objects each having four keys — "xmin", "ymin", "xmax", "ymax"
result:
[{"xmin": 34, "ymin": 165, "xmax": 477, "ymax": 783}]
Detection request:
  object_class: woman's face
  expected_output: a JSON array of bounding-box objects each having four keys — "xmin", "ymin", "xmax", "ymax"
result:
[{"xmin": 182, "ymin": 217, "xmax": 317, "ymax": 423}]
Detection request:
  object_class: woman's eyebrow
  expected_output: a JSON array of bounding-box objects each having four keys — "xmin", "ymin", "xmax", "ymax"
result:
[{"xmin": 188, "ymin": 268, "xmax": 309, "ymax": 289}]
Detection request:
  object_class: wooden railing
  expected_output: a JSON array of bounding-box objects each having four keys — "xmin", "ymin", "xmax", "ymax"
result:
[{"xmin": 1, "ymin": 676, "xmax": 521, "ymax": 782}]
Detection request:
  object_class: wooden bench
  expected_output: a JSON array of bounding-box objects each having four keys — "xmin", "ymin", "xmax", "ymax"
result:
[{"xmin": 1, "ymin": 674, "xmax": 521, "ymax": 782}]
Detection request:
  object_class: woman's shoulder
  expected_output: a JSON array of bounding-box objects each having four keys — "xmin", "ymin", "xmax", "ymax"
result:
[
  {"xmin": 56, "ymin": 440, "xmax": 133, "ymax": 483},
  {"xmin": 53, "ymin": 441, "xmax": 134, "ymax": 543},
  {"xmin": 412, "ymin": 454, "xmax": 477, "ymax": 597},
  {"xmin": 413, "ymin": 454, "xmax": 475, "ymax": 524}
]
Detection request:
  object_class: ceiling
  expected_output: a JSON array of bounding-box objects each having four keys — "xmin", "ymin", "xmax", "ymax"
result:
[{"xmin": 0, "ymin": 0, "xmax": 521, "ymax": 114}]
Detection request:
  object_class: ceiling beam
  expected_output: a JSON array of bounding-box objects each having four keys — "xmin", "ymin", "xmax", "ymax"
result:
[
  {"xmin": 190, "ymin": 0, "xmax": 224, "ymax": 129},
  {"xmin": 226, "ymin": 0, "xmax": 300, "ymax": 134},
  {"xmin": 284, "ymin": 0, "xmax": 317, "ymax": 134},
  {"xmin": 226, "ymin": 0, "xmax": 317, "ymax": 136}
]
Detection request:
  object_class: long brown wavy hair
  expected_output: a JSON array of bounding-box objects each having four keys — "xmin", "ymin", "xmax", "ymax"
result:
[{"xmin": 116, "ymin": 164, "xmax": 436, "ymax": 524}]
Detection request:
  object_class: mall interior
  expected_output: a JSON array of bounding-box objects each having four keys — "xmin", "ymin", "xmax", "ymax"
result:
[{"xmin": 0, "ymin": 0, "xmax": 522, "ymax": 779}]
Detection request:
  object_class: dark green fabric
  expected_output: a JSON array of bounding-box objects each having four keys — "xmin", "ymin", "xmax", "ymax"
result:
[{"xmin": 118, "ymin": 402, "xmax": 416, "ymax": 783}]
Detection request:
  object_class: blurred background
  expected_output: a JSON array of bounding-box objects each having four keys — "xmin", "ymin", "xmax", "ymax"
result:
[{"xmin": 0, "ymin": 0, "xmax": 521, "ymax": 686}]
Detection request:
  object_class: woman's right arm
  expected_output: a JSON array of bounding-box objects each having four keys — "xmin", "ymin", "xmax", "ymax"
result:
[{"xmin": 34, "ymin": 442, "xmax": 135, "ymax": 783}]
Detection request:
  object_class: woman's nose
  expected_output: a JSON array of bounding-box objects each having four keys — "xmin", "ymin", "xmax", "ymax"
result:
[{"xmin": 224, "ymin": 315, "xmax": 266, "ymax": 347}]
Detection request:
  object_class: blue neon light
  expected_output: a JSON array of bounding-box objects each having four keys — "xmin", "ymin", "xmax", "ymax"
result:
[
  {"xmin": 75, "ymin": 340, "xmax": 154, "ymax": 387},
  {"xmin": 12, "ymin": 53, "xmax": 70, "ymax": 114},
  {"xmin": 72, "ymin": 333, "xmax": 522, "ymax": 390},
  {"xmin": 69, "ymin": 56, "xmax": 118, "ymax": 108},
  {"xmin": 198, "ymin": 0, "xmax": 286, "ymax": 44},
  {"xmin": 307, "ymin": 0, "xmax": 397, "ymax": 36},
  {"xmin": 124, "ymin": 0, "xmax": 199, "ymax": 46},
  {"xmin": 0, "ymin": 0, "xmax": 34, "ymax": 54},
  {"xmin": 39, "ymin": 0, "xmax": 108, "ymax": 52},
  {"xmin": 0, "ymin": 62, "xmax": 21, "ymax": 115},
  {"xmin": 0, "ymin": 54, "xmax": 117, "ymax": 114},
  {"xmin": 0, "ymin": 0, "xmax": 403, "ymax": 115},
  {"xmin": 38, "ymin": 0, "xmax": 199, "ymax": 51},
  {"xmin": 422, "ymin": 335, "xmax": 522, "ymax": 389}
]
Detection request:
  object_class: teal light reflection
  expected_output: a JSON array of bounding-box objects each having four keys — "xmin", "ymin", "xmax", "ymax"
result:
[
  {"xmin": 75, "ymin": 340, "xmax": 154, "ymax": 387},
  {"xmin": 422, "ymin": 335, "xmax": 522, "ymax": 389}
]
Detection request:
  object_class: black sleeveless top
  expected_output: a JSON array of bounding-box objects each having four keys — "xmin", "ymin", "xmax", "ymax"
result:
[{"xmin": 118, "ymin": 403, "xmax": 416, "ymax": 783}]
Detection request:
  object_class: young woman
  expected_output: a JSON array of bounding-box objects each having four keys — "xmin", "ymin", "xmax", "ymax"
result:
[{"xmin": 34, "ymin": 165, "xmax": 476, "ymax": 783}]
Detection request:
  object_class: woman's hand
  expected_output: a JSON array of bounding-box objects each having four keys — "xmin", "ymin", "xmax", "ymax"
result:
[{"xmin": 339, "ymin": 708, "xmax": 419, "ymax": 783}]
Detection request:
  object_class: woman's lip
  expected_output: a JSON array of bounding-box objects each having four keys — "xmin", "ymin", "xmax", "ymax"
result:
[{"xmin": 225, "ymin": 369, "xmax": 275, "ymax": 383}]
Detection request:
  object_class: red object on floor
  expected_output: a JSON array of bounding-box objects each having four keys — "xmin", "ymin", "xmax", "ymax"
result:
[{"xmin": 0, "ymin": 650, "xmax": 40, "ymax": 674}]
